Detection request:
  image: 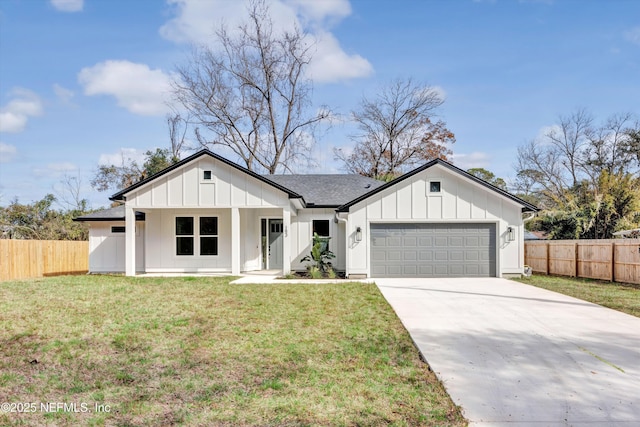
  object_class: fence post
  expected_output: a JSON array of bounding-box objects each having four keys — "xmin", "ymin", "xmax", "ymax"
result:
[
  {"xmin": 545, "ymin": 243, "xmax": 550, "ymax": 275},
  {"xmin": 574, "ymin": 243, "xmax": 579, "ymax": 278},
  {"xmin": 611, "ymin": 242, "xmax": 615, "ymax": 282}
]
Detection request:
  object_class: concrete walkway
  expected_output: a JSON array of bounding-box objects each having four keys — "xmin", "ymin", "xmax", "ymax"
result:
[{"xmin": 375, "ymin": 278, "xmax": 640, "ymax": 426}]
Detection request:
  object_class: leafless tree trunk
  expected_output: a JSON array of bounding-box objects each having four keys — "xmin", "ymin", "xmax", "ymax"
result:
[
  {"xmin": 172, "ymin": 0, "xmax": 330, "ymax": 174},
  {"xmin": 334, "ymin": 78, "xmax": 453, "ymax": 180},
  {"xmin": 167, "ymin": 112, "xmax": 189, "ymax": 162}
]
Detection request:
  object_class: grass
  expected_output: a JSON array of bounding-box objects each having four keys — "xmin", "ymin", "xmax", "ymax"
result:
[
  {"xmin": 0, "ymin": 275, "xmax": 465, "ymax": 426},
  {"xmin": 513, "ymin": 274, "xmax": 640, "ymax": 318}
]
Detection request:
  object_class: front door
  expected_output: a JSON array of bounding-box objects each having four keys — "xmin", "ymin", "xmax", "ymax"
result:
[{"xmin": 268, "ymin": 219, "xmax": 283, "ymax": 270}]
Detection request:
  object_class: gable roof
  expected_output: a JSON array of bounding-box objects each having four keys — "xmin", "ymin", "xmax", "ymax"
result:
[
  {"xmin": 336, "ymin": 158, "xmax": 539, "ymax": 213},
  {"xmin": 88, "ymin": 150, "xmax": 536, "ymax": 215},
  {"xmin": 109, "ymin": 149, "xmax": 304, "ymax": 202},
  {"xmin": 264, "ymin": 174, "xmax": 384, "ymax": 207}
]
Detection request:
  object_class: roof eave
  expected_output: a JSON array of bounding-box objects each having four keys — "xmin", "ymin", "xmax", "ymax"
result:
[{"xmin": 73, "ymin": 212, "xmax": 146, "ymax": 222}]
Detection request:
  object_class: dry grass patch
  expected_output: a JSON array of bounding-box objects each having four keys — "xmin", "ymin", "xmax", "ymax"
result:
[
  {"xmin": 0, "ymin": 275, "xmax": 464, "ymax": 426},
  {"xmin": 514, "ymin": 274, "xmax": 640, "ymax": 318}
]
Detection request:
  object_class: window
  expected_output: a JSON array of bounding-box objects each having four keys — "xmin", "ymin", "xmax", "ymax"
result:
[
  {"xmin": 430, "ymin": 181, "xmax": 441, "ymax": 193},
  {"xmin": 203, "ymin": 170, "xmax": 212, "ymax": 180},
  {"xmin": 175, "ymin": 216, "xmax": 218, "ymax": 256},
  {"xmin": 270, "ymin": 222, "xmax": 283, "ymax": 233},
  {"xmin": 111, "ymin": 226, "xmax": 125, "ymax": 233},
  {"xmin": 176, "ymin": 217, "xmax": 194, "ymax": 256},
  {"xmin": 200, "ymin": 217, "xmax": 218, "ymax": 255},
  {"xmin": 312, "ymin": 220, "xmax": 330, "ymax": 237}
]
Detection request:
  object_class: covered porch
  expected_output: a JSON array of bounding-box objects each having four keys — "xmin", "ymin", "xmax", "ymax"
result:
[{"xmin": 123, "ymin": 205, "xmax": 293, "ymax": 276}]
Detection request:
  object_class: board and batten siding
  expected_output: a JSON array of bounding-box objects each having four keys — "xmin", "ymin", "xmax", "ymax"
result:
[
  {"xmin": 290, "ymin": 208, "xmax": 346, "ymax": 272},
  {"xmin": 346, "ymin": 164, "xmax": 524, "ymax": 277},
  {"xmin": 88, "ymin": 222, "xmax": 145, "ymax": 272},
  {"xmin": 125, "ymin": 157, "xmax": 290, "ymax": 209},
  {"xmin": 144, "ymin": 209, "xmax": 230, "ymax": 273}
]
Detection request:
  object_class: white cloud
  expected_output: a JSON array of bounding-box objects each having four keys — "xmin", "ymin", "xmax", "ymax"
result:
[
  {"xmin": 50, "ymin": 0, "xmax": 83, "ymax": 12},
  {"xmin": 159, "ymin": 0, "xmax": 372, "ymax": 83},
  {"xmin": 48, "ymin": 162, "xmax": 78, "ymax": 172},
  {"xmin": 285, "ymin": 0, "xmax": 351, "ymax": 27},
  {"xmin": 78, "ymin": 60, "xmax": 173, "ymax": 116},
  {"xmin": 307, "ymin": 31, "xmax": 372, "ymax": 82},
  {"xmin": 0, "ymin": 88, "xmax": 44, "ymax": 133},
  {"xmin": 451, "ymin": 152, "xmax": 490, "ymax": 170},
  {"xmin": 0, "ymin": 142, "xmax": 17, "ymax": 163},
  {"xmin": 431, "ymin": 85, "xmax": 447, "ymax": 101},
  {"xmin": 625, "ymin": 27, "xmax": 640, "ymax": 46},
  {"xmin": 160, "ymin": 0, "xmax": 248, "ymax": 43},
  {"xmin": 32, "ymin": 162, "xmax": 78, "ymax": 178},
  {"xmin": 53, "ymin": 83, "xmax": 75, "ymax": 104},
  {"xmin": 98, "ymin": 148, "xmax": 146, "ymax": 166}
]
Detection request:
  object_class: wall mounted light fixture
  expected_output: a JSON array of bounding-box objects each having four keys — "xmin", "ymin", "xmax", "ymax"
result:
[
  {"xmin": 507, "ymin": 226, "xmax": 515, "ymax": 242},
  {"xmin": 355, "ymin": 226, "xmax": 362, "ymax": 242}
]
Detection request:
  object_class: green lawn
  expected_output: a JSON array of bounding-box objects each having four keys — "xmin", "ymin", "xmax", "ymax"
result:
[
  {"xmin": 0, "ymin": 275, "xmax": 465, "ymax": 426},
  {"xmin": 513, "ymin": 274, "xmax": 640, "ymax": 318}
]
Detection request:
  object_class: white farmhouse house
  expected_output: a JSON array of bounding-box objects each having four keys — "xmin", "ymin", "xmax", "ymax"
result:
[{"xmin": 75, "ymin": 149, "xmax": 537, "ymax": 278}]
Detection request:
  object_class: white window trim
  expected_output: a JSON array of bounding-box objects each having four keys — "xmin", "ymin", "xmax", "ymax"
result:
[
  {"xmin": 200, "ymin": 170, "xmax": 216, "ymax": 184},
  {"xmin": 427, "ymin": 179, "xmax": 443, "ymax": 196}
]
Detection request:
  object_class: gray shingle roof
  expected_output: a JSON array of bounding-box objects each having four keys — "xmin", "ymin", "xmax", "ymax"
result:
[
  {"xmin": 73, "ymin": 205, "xmax": 145, "ymax": 222},
  {"xmin": 264, "ymin": 174, "xmax": 384, "ymax": 206}
]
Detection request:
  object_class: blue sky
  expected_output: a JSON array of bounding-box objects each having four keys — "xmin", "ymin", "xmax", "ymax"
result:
[{"xmin": 1, "ymin": 0, "xmax": 639, "ymax": 209}]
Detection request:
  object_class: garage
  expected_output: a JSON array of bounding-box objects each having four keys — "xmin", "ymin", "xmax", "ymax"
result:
[{"xmin": 370, "ymin": 223, "xmax": 496, "ymax": 277}]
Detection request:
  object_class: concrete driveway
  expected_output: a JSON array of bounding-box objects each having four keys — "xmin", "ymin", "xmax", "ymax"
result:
[{"xmin": 375, "ymin": 278, "xmax": 640, "ymax": 426}]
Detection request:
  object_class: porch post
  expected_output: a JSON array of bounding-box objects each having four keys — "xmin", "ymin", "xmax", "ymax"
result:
[
  {"xmin": 231, "ymin": 207, "xmax": 240, "ymax": 275},
  {"xmin": 282, "ymin": 206, "xmax": 291, "ymax": 275},
  {"xmin": 125, "ymin": 204, "xmax": 136, "ymax": 276}
]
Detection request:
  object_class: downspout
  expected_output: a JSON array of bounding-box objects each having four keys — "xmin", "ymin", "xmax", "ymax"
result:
[{"xmin": 522, "ymin": 210, "xmax": 536, "ymax": 276}]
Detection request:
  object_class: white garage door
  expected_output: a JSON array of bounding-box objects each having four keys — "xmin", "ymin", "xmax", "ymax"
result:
[{"xmin": 370, "ymin": 223, "xmax": 496, "ymax": 277}]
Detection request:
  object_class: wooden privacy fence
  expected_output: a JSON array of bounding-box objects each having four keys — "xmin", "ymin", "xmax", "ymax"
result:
[
  {"xmin": 0, "ymin": 240, "xmax": 88, "ymax": 281},
  {"xmin": 525, "ymin": 240, "xmax": 640, "ymax": 285}
]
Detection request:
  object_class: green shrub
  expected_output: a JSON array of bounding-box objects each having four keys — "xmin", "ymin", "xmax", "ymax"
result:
[{"xmin": 308, "ymin": 266, "xmax": 323, "ymax": 279}]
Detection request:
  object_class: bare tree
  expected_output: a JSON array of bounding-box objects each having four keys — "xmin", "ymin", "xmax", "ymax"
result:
[
  {"xmin": 585, "ymin": 112, "xmax": 638, "ymax": 175},
  {"xmin": 514, "ymin": 109, "xmax": 640, "ymax": 239},
  {"xmin": 334, "ymin": 78, "xmax": 454, "ymax": 180},
  {"xmin": 54, "ymin": 173, "xmax": 88, "ymax": 211},
  {"xmin": 546, "ymin": 108, "xmax": 593, "ymax": 187},
  {"xmin": 514, "ymin": 139, "xmax": 568, "ymax": 208},
  {"xmin": 172, "ymin": 0, "xmax": 330, "ymax": 174},
  {"xmin": 166, "ymin": 112, "xmax": 189, "ymax": 161},
  {"xmin": 515, "ymin": 110, "xmax": 640, "ymax": 206}
]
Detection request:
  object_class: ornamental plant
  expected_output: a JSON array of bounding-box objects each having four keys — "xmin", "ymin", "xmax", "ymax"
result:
[{"xmin": 301, "ymin": 232, "xmax": 336, "ymax": 277}]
